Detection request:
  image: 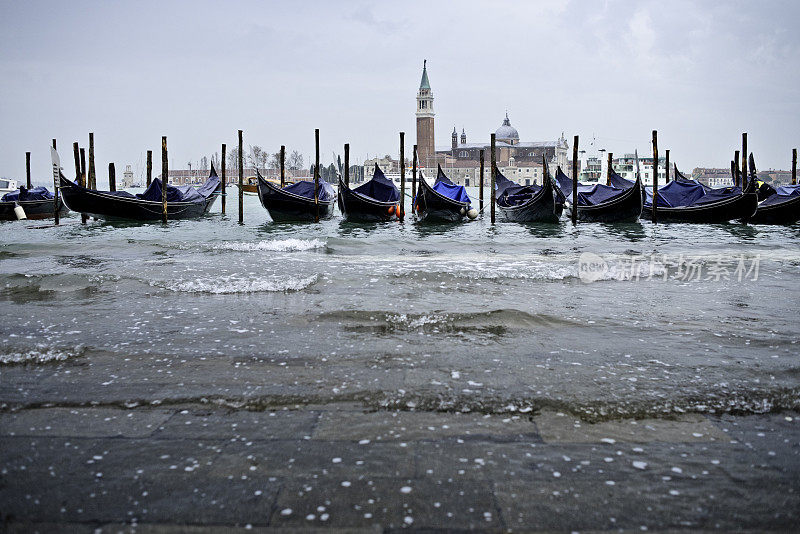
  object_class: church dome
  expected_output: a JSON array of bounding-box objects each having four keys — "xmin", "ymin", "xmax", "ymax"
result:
[{"xmin": 495, "ymin": 113, "xmax": 519, "ymax": 141}]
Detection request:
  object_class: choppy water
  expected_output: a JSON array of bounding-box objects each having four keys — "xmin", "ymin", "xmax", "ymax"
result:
[{"xmin": 1, "ymin": 189, "xmax": 799, "ymax": 420}]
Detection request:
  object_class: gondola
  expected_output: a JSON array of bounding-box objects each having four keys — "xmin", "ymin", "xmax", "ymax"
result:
[
  {"xmin": 494, "ymin": 157, "xmax": 562, "ymax": 223},
  {"xmin": 60, "ymin": 166, "xmax": 220, "ymax": 221},
  {"xmin": 747, "ymin": 156, "xmax": 800, "ymax": 225},
  {"xmin": 636, "ymin": 163, "xmax": 757, "ymax": 223},
  {"xmin": 413, "ymin": 165, "xmax": 473, "ymax": 222},
  {"xmin": 257, "ymin": 169, "xmax": 335, "ymax": 222},
  {"xmin": 338, "ymin": 164, "xmax": 400, "ymax": 222},
  {"xmin": 555, "ymin": 167, "xmax": 643, "ymax": 223},
  {"xmin": 1, "ymin": 186, "xmax": 68, "ymax": 221}
]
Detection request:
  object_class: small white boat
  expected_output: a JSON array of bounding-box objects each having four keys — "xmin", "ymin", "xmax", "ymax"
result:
[{"xmin": 0, "ymin": 178, "xmax": 19, "ymax": 195}]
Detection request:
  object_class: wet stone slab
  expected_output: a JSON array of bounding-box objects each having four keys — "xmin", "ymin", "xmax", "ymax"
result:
[
  {"xmin": 535, "ymin": 409, "xmax": 729, "ymax": 443},
  {"xmin": 0, "ymin": 407, "xmax": 172, "ymax": 438},
  {"xmin": 313, "ymin": 407, "xmax": 540, "ymax": 442},
  {"xmin": 152, "ymin": 407, "xmax": 320, "ymax": 441}
]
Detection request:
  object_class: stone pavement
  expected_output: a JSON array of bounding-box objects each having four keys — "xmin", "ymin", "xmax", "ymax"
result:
[{"xmin": 1, "ymin": 404, "xmax": 798, "ymax": 532}]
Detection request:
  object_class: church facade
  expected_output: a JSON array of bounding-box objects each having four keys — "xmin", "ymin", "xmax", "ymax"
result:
[{"xmin": 414, "ymin": 62, "xmax": 569, "ymax": 185}]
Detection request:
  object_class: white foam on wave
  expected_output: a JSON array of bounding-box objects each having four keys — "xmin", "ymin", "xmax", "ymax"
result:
[
  {"xmin": 157, "ymin": 274, "xmax": 319, "ymax": 294},
  {"xmin": 215, "ymin": 239, "xmax": 326, "ymax": 252},
  {"xmin": 0, "ymin": 345, "xmax": 84, "ymax": 365}
]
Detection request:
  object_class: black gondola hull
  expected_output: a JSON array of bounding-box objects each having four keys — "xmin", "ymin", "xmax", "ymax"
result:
[
  {"xmin": 257, "ymin": 176, "xmax": 335, "ymax": 222},
  {"xmin": 496, "ymin": 174, "xmax": 562, "ymax": 223},
  {"xmin": 337, "ymin": 178, "xmax": 397, "ymax": 222},
  {"xmin": 0, "ymin": 199, "xmax": 68, "ymax": 220},
  {"xmin": 568, "ymin": 178, "xmax": 644, "ymax": 223},
  {"xmin": 641, "ymin": 191, "xmax": 758, "ymax": 223},
  {"xmin": 748, "ymin": 194, "xmax": 800, "ymax": 225},
  {"xmin": 59, "ymin": 175, "xmax": 219, "ymax": 221},
  {"xmin": 413, "ymin": 176, "xmax": 467, "ymax": 223}
]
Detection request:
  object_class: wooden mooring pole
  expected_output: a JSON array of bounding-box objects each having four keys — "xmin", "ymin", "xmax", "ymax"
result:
[
  {"xmin": 52, "ymin": 139, "xmax": 59, "ymax": 225},
  {"xmin": 72, "ymin": 143, "xmax": 81, "ymax": 184},
  {"xmin": 793, "ymin": 148, "xmax": 797, "ymax": 185},
  {"xmin": 399, "ymin": 132, "xmax": 405, "ymax": 220},
  {"xmin": 734, "ymin": 150, "xmax": 740, "ymax": 187},
  {"xmin": 606, "ymin": 152, "xmax": 613, "ymax": 186},
  {"xmin": 479, "ymin": 149, "xmax": 485, "ymax": 212},
  {"xmin": 238, "ymin": 130, "xmax": 244, "ymax": 224},
  {"xmin": 490, "ymin": 134, "xmax": 496, "ymax": 224},
  {"xmin": 280, "ymin": 145, "xmax": 286, "ymax": 188},
  {"xmin": 220, "ymin": 144, "xmax": 226, "ymax": 215},
  {"xmin": 652, "ymin": 130, "xmax": 658, "ymax": 223},
  {"xmin": 146, "ymin": 150, "xmax": 152, "ymax": 187},
  {"xmin": 572, "ymin": 135, "xmax": 579, "ymax": 225},
  {"xmin": 741, "ymin": 133, "xmax": 748, "ymax": 189},
  {"xmin": 161, "ymin": 136, "xmax": 168, "ymax": 224},
  {"xmin": 88, "ymin": 133, "xmax": 96, "ymax": 190},
  {"xmin": 314, "ymin": 129, "xmax": 320, "ymax": 223},
  {"xmin": 108, "ymin": 163, "xmax": 116, "ymax": 192},
  {"xmin": 412, "ymin": 144, "xmax": 417, "ymax": 202},
  {"xmin": 80, "ymin": 148, "xmax": 87, "ymax": 224},
  {"xmin": 25, "ymin": 152, "xmax": 31, "ymax": 188},
  {"xmin": 665, "ymin": 150, "xmax": 670, "ymax": 183},
  {"xmin": 344, "ymin": 144, "xmax": 349, "ymax": 187}
]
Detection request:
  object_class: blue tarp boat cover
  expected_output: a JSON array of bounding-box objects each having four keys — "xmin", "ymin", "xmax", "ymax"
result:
[
  {"xmin": 555, "ymin": 168, "xmax": 628, "ymax": 206},
  {"xmin": 283, "ymin": 179, "xmax": 335, "ymax": 202},
  {"xmin": 643, "ymin": 178, "xmax": 742, "ymax": 208},
  {"xmin": 2, "ymin": 186, "xmax": 55, "ymax": 202},
  {"xmin": 759, "ymin": 184, "xmax": 800, "ymax": 207},
  {"xmin": 608, "ymin": 170, "xmax": 635, "ymax": 189},
  {"xmin": 136, "ymin": 170, "xmax": 220, "ymax": 203},
  {"xmin": 495, "ymin": 169, "xmax": 541, "ymax": 207},
  {"xmin": 353, "ymin": 164, "xmax": 400, "ymax": 202},
  {"xmin": 433, "ymin": 166, "xmax": 470, "ymax": 204}
]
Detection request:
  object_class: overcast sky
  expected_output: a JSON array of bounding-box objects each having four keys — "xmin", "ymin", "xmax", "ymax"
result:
[{"xmin": 2, "ymin": 0, "xmax": 799, "ymax": 186}]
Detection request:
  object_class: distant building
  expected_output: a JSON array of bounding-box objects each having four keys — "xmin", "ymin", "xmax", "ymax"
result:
[
  {"xmin": 413, "ymin": 61, "xmax": 568, "ymax": 185},
  {"xmin": 693, "ymin": 168, "xmax": 734, "ymax": 188},
  {"xmin": 121, "ymin": 165, "xmax": 136, "ymax": 188}
]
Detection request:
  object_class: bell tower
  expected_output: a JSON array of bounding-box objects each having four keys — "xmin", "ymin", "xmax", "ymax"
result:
[{"xmin": 416, "ymin": 60, "xmax": 435, "ymax": 168}]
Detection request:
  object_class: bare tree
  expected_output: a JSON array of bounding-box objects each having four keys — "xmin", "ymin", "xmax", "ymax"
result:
[
  {"xmin": 200, "ymin": 156, "xmax": 208, "ymax": 170},
  {"xmin": 227, "ymin": 146, "xmax": 240, "ymax": 172},
  {"xmin": 249, "ymin": 145, "xmax": 266, "ymax": 173},
  {"xmin": 288, "ymin": 150, "xmax": 304, "ymax": 170}
]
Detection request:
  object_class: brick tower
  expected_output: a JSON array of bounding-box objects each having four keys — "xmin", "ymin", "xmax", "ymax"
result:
[{"xmin": 415, "ymin": 60, "xmax": 435, "ymax": 168}]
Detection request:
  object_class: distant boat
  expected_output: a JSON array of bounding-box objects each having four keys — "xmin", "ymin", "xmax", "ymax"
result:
[
  {"xmin": 338, "ymin": 164, "xmax": 400, "ymax": 222},
  {"xmin": 413, "ymin": 165, "xmax": 472, "ymax": 222},
  {"xmin": 0, "ymin": 178, "xmax": 20, "ymax": 195},
  {"xmin": 256, "ymin": 169, "xmax": 335, "ymax": 222},
  {"xmin": 59, "ymin": 166, "xmax": 221, "ymax": 221}
]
